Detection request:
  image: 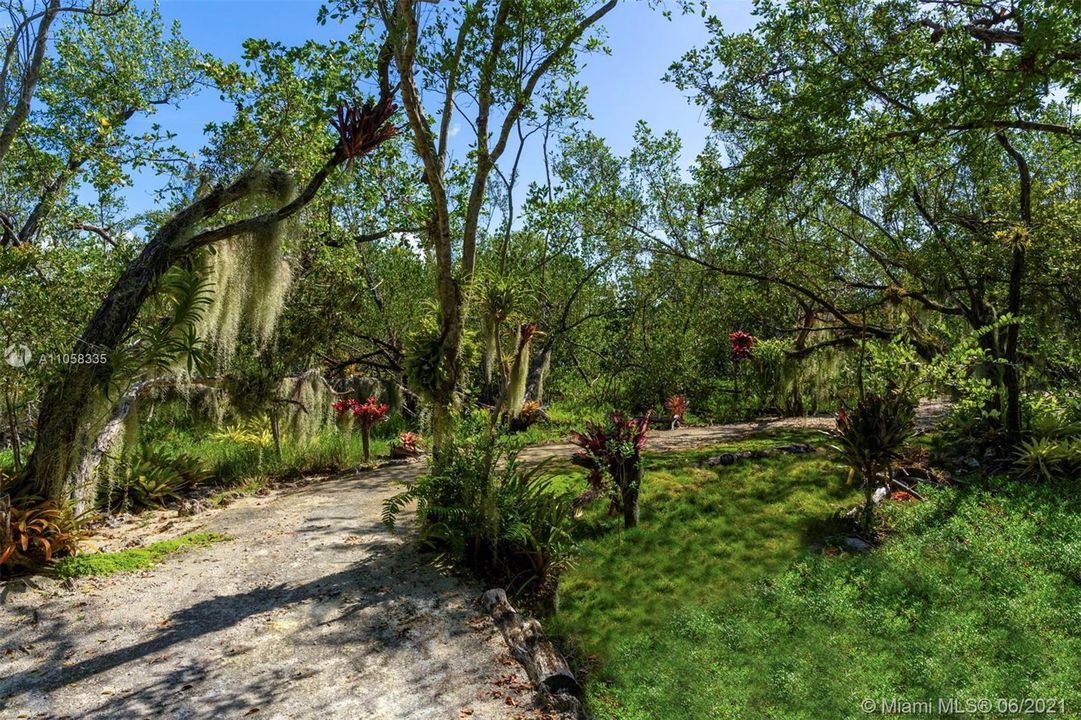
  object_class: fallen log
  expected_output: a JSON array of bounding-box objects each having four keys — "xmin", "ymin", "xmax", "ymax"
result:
[
  {"xmin": 698, "ymin": 443, "xmax": 816, "ymax": 467},
  {"xmin": 482, "ymin": 588, "xmax": 582, "ymax": 716}
]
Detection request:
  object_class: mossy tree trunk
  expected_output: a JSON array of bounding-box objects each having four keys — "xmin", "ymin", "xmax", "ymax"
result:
[
  {"xmin": 862, "ymin": 467, "xmax": 876, "ymax": 535},
  {"xmin": 4, "ymin": 389, "xmax": 21, "ymax": 472},
  {"xmin": 22, "ymin": 154, "xmax": 349, "ymax": 506}
]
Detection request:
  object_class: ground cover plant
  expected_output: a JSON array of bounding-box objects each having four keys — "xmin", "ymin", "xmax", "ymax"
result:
[
  {"xmin": 548, "ymin": 435, "xmax": 1081, "ymax": 719},
  {"xmin": 53, "ymin": 532, "xmax": 231, "ymax": 579}
]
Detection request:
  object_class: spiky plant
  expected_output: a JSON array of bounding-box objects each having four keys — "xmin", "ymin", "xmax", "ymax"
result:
[
  {"xmin": 569, "ymin": 412, "xmax": 651, "ymax": 528},
  {"xmin": 665, "ymin": 395, "xmax": 689, "ymax": 426},
  {"xmin": 830, "ymin": 393, "xmax": 916, "ymax": 534},
  {"xmin": 351, "ymin": 396, "xmax": 389, "ymax": 464}
]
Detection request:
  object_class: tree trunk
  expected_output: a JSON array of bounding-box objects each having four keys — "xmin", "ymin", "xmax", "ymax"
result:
[
  {"xmin": 4, "ymin": 390, "xmax": 21, "ymax": 472},
  {"xmin": 270, "ymin": 408, "xmax": 283, "ymax": 461},
  {"xmin": 525, "ymin": 342, "xmax": 552, "ymax": 404},
  {"xmin": 70, "ymin": 381, "xmax": 142, "ymax": 512},
  {"xmin": 68, "ymin": 377, "xmax": 221, "ymax": 511},
  {"xmin": 361, "ymin": 427, "xmax": 371, "ymax": 464},
  {"xmin": 997, "ymin": 132, "xmax": 1030, "ymax": 447},
  {"xmin": 481, "ymin": 588, "xmax": 580, "ymax": 698},
  {"xmin": 622, "ymin": 482, "xmax": 640, "ymax": 529},
  {"xmin": 24, "ymin": 235, "xmax": 194, "ymax": 501},
  {"xmin": 861, "ymin": 466, "xmax": 876, "ymax": 534},
  {"xmin": 615, "ymin": 460, "xmax": 641, "ymax": 529}
]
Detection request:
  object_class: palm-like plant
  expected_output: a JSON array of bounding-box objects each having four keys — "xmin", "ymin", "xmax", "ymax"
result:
[
  {"xmin": 830, "ymin": 393, "xmax": 915, "ymax": 534},
  {"xmin": 1, "ymin": 495, "xmax": 82, "ymax": 573}
]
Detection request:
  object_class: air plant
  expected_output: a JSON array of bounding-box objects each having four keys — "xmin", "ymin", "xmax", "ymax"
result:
[
  {"xmin": 665, "ymin": 394, "xmax": 689, "ymax": 427},
  {"xmin": 508, "ymin": 400, "xmax": 546, "ymax": 433},
  {"xmin": 729, "ymin": 330, "xmax": 755, "ymax": 360},
  {"xmin": 331, "ymin": 97, "xmax": 399, "ymax": 161}
]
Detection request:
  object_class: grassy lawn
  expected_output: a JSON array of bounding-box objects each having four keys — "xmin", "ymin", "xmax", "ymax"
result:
[{"xmin": 548, "ymin": 433, "xmax": 1081, "ymax": 719}]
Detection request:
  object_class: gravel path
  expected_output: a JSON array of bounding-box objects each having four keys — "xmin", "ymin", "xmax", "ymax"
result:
[
  {"xmin": 0, "ymin": 462, "xmax": 537, "ymax": 720},
  {"xmin": 0, "ymin": 404, "xmax": 945, "ymax": 719}
]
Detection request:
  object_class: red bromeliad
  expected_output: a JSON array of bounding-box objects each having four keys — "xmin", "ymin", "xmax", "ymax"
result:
[
  {"xmin": 332, "ymin": 398, "xmax": 362, "ymax": 415},
  {"xmin": 352, "ymin": 396, "xmax": 389, "ymax": 425},
  {"xmin": 569, "ymin": 411, "xmax": 650, "ymax": 528},
  {"xmin": 333, "ymin": 396, "xmax": 388, "ymax": 464},
  {"xmin": 729, "ymin": 330, "xmax": 755, "ymax": 360},
  {"xmin": 397, "ymin": 431, "xmax": 421, "ymax": 453},
  {"xmin": 665, "ymin": 394, "xmax": 689, "ymax": 425},
  {"xmin": 389, "ymin": 431, "xmax": 423, "ymax": 459}
]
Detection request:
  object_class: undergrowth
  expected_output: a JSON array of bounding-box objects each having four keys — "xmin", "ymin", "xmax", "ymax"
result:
[{"xmin": 53, "ymin": 532, "xmax": 231, "ymax": 578}]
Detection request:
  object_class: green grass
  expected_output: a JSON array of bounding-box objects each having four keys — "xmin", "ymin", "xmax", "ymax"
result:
[
  {"xmin": 548, "ymin": 431, "xmax": 855, "ymax": 662},
  {"xmin": 153, "ymin": 427, "xmax": 389, "ymax": 487},
  {"xmin": 547, "ymin": 434, "xmax": 1081, "ymax": 719},
  {"xmin": 54, "ymin": 532, "xmax": 231, "ymax": 578},
  {"xmin": 503, "ymin": 401, "xmax": 613, "ymax": 448}
]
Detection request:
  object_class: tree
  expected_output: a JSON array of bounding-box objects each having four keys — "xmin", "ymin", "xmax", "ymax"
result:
[
  {"xmin": 666, "ymin": 0, "xmax": 1081, "ymax": 444},
  {"xmin": 1, "ymin": 1, "xmax": 136, "ymax": 172},
  {"xmin": 2, "ymin": 2, "xmax": 202, "ymax": 247},
  {"xmin": 20, "ymin": 97, "xmax": 398, "ymax": 506},
  {"xmin": 325, "ymin": 0, "xmax": 619, "ymax": 451}
]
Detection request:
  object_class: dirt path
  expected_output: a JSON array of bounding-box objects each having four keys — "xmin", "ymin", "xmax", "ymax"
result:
[
  {"xmin": 519, "ymin": 415, "xmax": 837, "ymax": 465},
  {"xmin": 520, "ymin": 400, "xmax": 946, "ymax": 464},
  {"xmin": 0, "ymin": 463, "xmax": 535, "ymax": 720},
  {"xmin": 0, "ymin": 403, "xmax": 945, "ymax": 719}
]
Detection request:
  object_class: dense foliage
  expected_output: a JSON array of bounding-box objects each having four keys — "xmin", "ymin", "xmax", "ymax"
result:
[{"xmin": 1, "ymin": 0, "xmax": 1080, "ymax": 715}]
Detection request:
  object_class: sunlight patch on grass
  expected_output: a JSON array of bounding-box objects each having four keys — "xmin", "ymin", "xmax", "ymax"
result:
[
  {"xmin": 549, "ymin": 433, "xmax": 855, "ymax": 670},
  {"xmin": 54, "ymin": 532, "xmax": 232, "ymax": 579}
]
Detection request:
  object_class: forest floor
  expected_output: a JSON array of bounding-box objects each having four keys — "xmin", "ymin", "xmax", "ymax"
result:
[{"xmin": 0, "ymin": 404, "xmax": 947, "ymax": 720}]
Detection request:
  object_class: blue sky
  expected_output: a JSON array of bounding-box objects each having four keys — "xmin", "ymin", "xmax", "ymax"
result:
[{"xmin": 119, "ymin": 0, "xmax": 760, "ymax": 215}]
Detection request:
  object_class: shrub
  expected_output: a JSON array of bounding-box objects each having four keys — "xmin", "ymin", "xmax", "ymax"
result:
[
  {"xmin": 569, "ymin": 412, "xmax": 650, "ymax": 529},
  {"xmin": 1, "ymin": 494, "xmax": 82, "ymax": 575},
  {"xmin": 383, "ymin": 430, "xmax": 577, "ymax": 613},
  {"xmin": 664, "ymin": 395, "xmax": 689, "ymax": 426},
  {"xmin": 103, "ymin": 446, "xmax": 212, "ymax": 512},
  {"xmin": 208, "ymin": 419, "xmax": 273, "ymax": 447},
  {"xmin": 829, "ymin": 393, "xmax": 915, "ymax": 534},
  {"xmin": 389, "ymin": 431, "xmax": 423, "ymax": 459},
  {"xmin": 1015, "ymin": 437, "xmax": 1081, "ymax": 482},
  {"xmin": 507, "ymin": 399, "xmax": 545, "ymax": 433}
]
